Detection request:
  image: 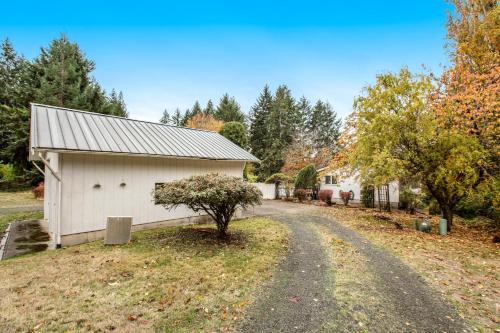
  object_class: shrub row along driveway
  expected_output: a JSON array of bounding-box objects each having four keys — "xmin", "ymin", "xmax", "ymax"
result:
[{"xmin": 240, "ymin": 201, "xmax": 469, "ymax": 333}]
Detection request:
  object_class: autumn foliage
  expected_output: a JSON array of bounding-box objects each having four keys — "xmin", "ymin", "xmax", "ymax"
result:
[
  {"xmin": 281, "ymin": 140, "xmax": 332, "ymax": 176},
  {"xmin": 434, "ymin": 0, "xmax": 499, "ymax": 165},
  {"xmin": 186, "ymin": 113, "xmax": 224, "ymax": 132}
]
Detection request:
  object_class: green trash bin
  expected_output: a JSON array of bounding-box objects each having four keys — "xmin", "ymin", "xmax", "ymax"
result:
[{"xmin": 439, "ymin": 218, "xmax": 447, "ymax": 236}]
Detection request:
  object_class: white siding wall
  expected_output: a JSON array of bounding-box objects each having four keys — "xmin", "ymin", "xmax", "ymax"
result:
[
  {"xmin": 58, "ymin": 153, "xmax": 244, "ymax": 236},
  {"xmin": 319, "ymin": 172, "xmax": 399, "ymax": 205},
  {"xmin": 252, "ymin": 183, "xmax": 276, "ymax": 199},
  {"xmin": 320, "ymin": 174, "xmax": 362, "ymax": 203}
]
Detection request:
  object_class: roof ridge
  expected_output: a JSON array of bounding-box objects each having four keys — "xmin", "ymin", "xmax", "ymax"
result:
[{"xmin": 30, "ymin": 103, "xmax": 218, "ymax": 134}]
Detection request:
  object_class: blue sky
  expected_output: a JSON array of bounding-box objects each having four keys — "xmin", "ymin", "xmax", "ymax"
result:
[{"xmin": 1, "ymin": 1, "xmax": 452, "ymax": 122}]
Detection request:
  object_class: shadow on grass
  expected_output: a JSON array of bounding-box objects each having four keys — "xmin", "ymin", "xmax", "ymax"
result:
[
  {"xmin": 15, "ymin": 243, "xmax": 48, "ymax": 252},
  {"xmin": 128, "ymin": 226, "xmax": 250, "ymax": 255}
]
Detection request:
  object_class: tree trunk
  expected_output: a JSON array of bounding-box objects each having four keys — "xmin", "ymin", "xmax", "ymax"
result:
[
  {"xmin": 216, "ymin": 218, "xmax": 230, "ymax": 238},
  {"xmin": 441, "ymin": 205, "xmax": 454, "ymax": 232}
]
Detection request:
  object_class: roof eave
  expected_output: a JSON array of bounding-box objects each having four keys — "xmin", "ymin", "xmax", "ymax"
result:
[{"xmin": 30, "ymin": 147, "xmax": 260, "ymax": 163}]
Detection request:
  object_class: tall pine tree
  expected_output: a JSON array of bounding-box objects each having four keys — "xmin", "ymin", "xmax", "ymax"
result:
[
  {"xmin": 181, "ymin": 108, "xmax": 191, "ymax": 126},
  {"xmin": 249, "ymin": 85, "xmax": 273, "ymax": 160},
  {"xmin": 258, "ymin": 85, "xmax": 299, "ymax": 179},
  {"xmin": 105, "ymin": 89, "xmax": 128, "ymax": 117},
  {"xmin": 160, "ymin": 109, "xmax": 171, "ymax": 124},
  {"xmin": 191, "ymin": 100, "xmax": 202, "ymax": 116},
  {"xmin": 214, "ymin": 94, "xmax": 245, "ymax": 123},
  {"xmin": 204, "ymin": 99, "xmax": 215, "ymax": 115},
  {"xmin": 295, "ymin": 96, "xmax": 312, "ymax": 140},
  {"xmin": 0, "ymin": 39, "xmax": 34, "ymax": 108},
  {"xmin": 171, "ymin": 108, "xmax": 182, "ymax": 126},
  {"xmin": 0, "ymin": 35, "xmax": 128, "ymax": 180},
  {"xmin": 33, "ymin": 34, "xmax": 95, "ymax": 109},
  {"xmin": 33, "ymin": 34, "xmax": 127, "ymax": 116},
  {"xmin": 307, "ymin": 100, "xmax": 341, "ymax": 149}
]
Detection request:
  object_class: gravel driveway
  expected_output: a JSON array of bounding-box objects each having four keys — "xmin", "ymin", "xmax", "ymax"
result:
[{"xmin": 239, "ymin": 201, "xmax": 469, "ymax": 333}]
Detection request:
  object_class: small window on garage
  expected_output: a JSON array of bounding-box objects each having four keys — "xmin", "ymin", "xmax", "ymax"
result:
[
  {"xmin": 154, "ymin": 183, "xmax": 165, "ymax": 205},
  {"xmin": 325, "ymin": 176, "xmax": 332, "ymax": 184}
]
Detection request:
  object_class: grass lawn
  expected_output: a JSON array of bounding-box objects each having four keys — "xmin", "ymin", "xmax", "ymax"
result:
[
  {"xmin": 0, "ymin": 190, "xmax": 42, "ymax": 209},
  {"xmin": 317, "ymin": 204, "xmax": 499, "ymax": 332},
  {"xmin": 0, "ymin": 217, "xmax": 288, "ymax": 332},
  {"xmin": 0, "ymin": 211, "xmax": 44, "ymax": 235}
]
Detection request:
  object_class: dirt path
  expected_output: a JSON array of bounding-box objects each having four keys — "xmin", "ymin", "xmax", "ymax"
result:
[
  {"xmin": 239, "ymin": 202, "xmax": 469, "ymax": 333},
  {"xmin": 239, "ymin": 215, "xmax": 334, "ymax": 332}
]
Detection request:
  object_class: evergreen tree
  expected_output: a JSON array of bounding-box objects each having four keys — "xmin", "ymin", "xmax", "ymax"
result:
[
  {"xmin": 0, "ymin": 38, "xmax": 34, "ymax": 107},
  {"xmin": 181, "ymin": 108, "xmax": 191, "ymax": 126},
  {"xmin": 295, "ymin": 96, "xmax": 312, "ymax": 140},
  {"xmin": 191, "ymin": 100, "xmax": 202, "ymax": 116},
  {"xmin": 84, "ymin": 82, "xmax": 107, "ymax": 114},
  {"xmin": 33, "ymin": 34, "xmax": 96, "ymax": 109},
  {"xmin": 214, "ymin": 93, "xmax": 245, "ymax": 123},
  {"xmin": 249, "ymin": 85, "xmax": 273, "ymax": 160},
  {"xmin": 255, "ymin": 85, "xmax": 299, "ymax": 179},
  {"xmin": 160, "ymin": 109, "xmax": 171, "ymax": 124},
  {"xmin": 0, "ymin": 36, "xmax": 128, "ymax": 182},
  {"xmin": 307, "ymin": 100, "xmax": 341, "ymax": 149},
  {"xmin": 171, "ymin": 108, "xmax": 182, "ymax": 126},
  {"xmin": 106, "ymin": 90, "xmax": 128, "ymax": 117},
  {"xmin": 259, "ymin": 142, "xmax": 285, "ymax": 180},
  {"xmin": 269, "ymin": 85, "xmax": 298, "ymax": 147},
  {"xmin": 0, "ymin": 105, "xmax": 31, "ymax": 171},
  {"xmin": 204, "ymin": 99, "xmax": 215, "ymax": 115},
  {"xmin": 32, "ymin": 34, "xmax": 127, "ymax": 117}
]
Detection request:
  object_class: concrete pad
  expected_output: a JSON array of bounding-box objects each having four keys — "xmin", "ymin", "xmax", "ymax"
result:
[{"xmin": 1, "ymin": 219, "xmax": 50, "ymax": 259}]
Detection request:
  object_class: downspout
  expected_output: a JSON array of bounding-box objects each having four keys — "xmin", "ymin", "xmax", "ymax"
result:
[{"xmin": 38, "ymin": 152, "xmax": 62, "ymax": 247}]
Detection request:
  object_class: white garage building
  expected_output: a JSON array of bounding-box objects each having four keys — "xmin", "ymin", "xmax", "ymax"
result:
[{"xmin": 29, "ymin": 104, "xmax": 259, "ymax": 247}]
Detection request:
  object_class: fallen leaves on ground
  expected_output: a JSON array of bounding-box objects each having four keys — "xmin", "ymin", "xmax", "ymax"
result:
[{"xmin": 316, "ymin": 204, "xmax": 499, "ymax": 332}]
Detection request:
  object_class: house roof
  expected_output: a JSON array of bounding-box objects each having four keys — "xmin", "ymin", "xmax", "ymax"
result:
[{"xmin": 30, "ymin": 104, "xmax": 259, "ymax": 162}]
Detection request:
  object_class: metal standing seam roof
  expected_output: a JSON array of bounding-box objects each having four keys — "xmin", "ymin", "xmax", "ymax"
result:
[{"xmin": 30, "ymin": 104, "xmax": 260, "ymax": 162}]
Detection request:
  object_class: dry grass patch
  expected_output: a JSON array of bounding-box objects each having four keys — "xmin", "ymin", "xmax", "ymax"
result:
[
  {"xmin": 317, "ymin": 205, "xmax": 500, "ymax": 332},
  {"xmin": 0, "ymin": 190, "xmax": 42, "ymax": 208},
  {"xmin": 312, "ymin": 224, "xmax": 406, "ymax": 333},
  {"xmin": 0, "ymin": 217, "xmax": 288, "ymax": 332}
]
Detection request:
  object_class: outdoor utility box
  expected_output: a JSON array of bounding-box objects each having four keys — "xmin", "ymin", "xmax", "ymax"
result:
[{"xmin": 105, "ymin": 216, "xmax": 132, "ymax": 245}]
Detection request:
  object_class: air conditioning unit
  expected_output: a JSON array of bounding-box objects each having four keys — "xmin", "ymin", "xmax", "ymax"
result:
[{"xmin": 105, "ymin": 216, "xmax": 132, "ymax": 245}]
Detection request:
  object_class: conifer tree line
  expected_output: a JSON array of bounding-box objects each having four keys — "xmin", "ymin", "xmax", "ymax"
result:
[
  {"xmin": 0, "ymin": 35, "xmax": 127, "ymax": 181},
  {"xmin": 162, "ymin": 84, "xmax": 342, "ymax": 181},
  {"xmin": 159, "ymin": 93, "xmax": 245, "ymax": 126}
]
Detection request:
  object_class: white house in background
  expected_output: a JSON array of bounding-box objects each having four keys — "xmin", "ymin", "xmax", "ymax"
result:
[
  {"xmin": 29, "ymin": 104, "xmax": 259, "ymax": 247},
  {"xmin": 318, "ymin": 167, "xmax": 399, "ymax": 208}
]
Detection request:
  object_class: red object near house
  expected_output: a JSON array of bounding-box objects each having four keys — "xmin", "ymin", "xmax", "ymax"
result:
[
  {"xmin": 318, "ymin": 189, "xmax": 333, "ymax": 202},
  {"xmin": 32, "ymin": 181, "xmax": 44, "ymax": 199}
]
